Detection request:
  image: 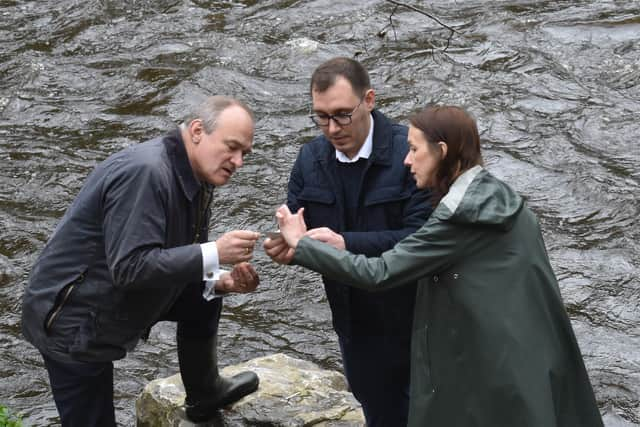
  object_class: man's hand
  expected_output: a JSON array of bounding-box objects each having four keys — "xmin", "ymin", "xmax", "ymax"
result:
[
  {"xmin": 215, "ymin": 262, "xmax": 259, "ymax": 293},
  {"xmin": 263, "ymin": 235, "xmax": 295, "ymax": 265},
  {"xmin": 305, "ymin": 227, "xmax": 345, "ymax": 250},
  {"xmin": 216, "ymin": 230, "xmax": 260, "ymax": 265}
]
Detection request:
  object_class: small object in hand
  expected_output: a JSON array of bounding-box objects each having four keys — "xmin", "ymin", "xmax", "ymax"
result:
[{"xmin": 264, "ymin": 231, "xmax": 281, "ymax": 240}]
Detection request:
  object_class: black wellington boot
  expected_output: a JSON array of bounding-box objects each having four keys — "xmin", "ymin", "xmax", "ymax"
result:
[{"xmin": 177, "ymin": 333, "xmax": 259, "ymax": 423}]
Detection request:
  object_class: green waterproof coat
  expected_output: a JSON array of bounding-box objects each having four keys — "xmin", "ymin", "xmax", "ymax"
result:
[{"xmin": 293, "ymin": 166, "xmax": 603, "ymax": 427}]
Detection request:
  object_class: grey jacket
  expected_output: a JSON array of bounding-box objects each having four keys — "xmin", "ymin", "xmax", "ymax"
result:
[{"xmin": 22, "ymin": 129, "xmax": 210, "ymax": 363}]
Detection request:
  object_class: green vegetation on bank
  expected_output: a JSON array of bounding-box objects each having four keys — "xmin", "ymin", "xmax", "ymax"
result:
[{"xmin": 0, "ymin": 405, "xmax": 23, "ymax": 427}]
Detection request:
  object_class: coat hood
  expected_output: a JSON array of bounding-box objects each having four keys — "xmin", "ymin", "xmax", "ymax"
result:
[{"xmin": 436, "ymin": 166, "xmax": 524, "ymax": 230}]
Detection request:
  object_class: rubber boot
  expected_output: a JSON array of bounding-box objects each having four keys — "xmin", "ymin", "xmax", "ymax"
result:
[{"xmin": 177, "ymin": 332, "xmax": 259, "ymax": 423}]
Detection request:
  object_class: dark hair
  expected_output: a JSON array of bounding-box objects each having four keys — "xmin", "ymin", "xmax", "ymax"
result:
[
  {"xmin": 310, "ymin": 57, "xmax": 371, "ymax": 95},
  {"xmin": 409, "ymin": 105, "xmax": 483, "ymax": 206}
]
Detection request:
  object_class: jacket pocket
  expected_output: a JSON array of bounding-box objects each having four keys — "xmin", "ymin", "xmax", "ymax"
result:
[
  {"xmin": 364, "ymin": 186, "xmax": 411, "ymax": 229},
  {"xmin": 363, "ymin": 185, "xmax": 410, "ymax": 206},
  {"xmin": 297, "ymin": 186, "xmax": 337, "ymax": 228},
  {"xmin": 298, "ymin": 186, "xmax": 335, "ymax": 204},
  {"xmin": 43, "ymin": 270, "xmax": 86, "ymax": 334},
  {"xmin": 68, "ymin": 312, "xmax": 127, "ymax": 362}
]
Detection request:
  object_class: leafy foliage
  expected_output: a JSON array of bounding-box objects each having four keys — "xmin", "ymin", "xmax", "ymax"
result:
[{"xmin": 0, "ymin": 405, "xmax": 23, "ymax": 427}]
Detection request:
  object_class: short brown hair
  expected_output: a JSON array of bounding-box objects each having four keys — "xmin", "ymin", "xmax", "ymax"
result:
[
  {"xmin": 410, "ymin": 106, "xmax": 483, "ymax": 206},
  {"xmin": 310, "ymin": 57, "xmax": 371, "ymax": 95}
]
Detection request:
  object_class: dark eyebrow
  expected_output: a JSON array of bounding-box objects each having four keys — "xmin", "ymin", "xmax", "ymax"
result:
[{"xmin": 313, "ymin": 108, "xmax": 353, "ymax": 115}]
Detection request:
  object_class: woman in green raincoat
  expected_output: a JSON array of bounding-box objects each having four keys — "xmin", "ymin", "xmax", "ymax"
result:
[{"xmin": 275, "ymin": 106, "xmax": 603, "ymax": 426}]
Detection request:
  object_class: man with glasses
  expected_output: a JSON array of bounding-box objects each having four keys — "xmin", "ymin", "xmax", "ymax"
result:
[{"xmin": 264, "ymin": 57, "xmax": 431, "ymax": 426}]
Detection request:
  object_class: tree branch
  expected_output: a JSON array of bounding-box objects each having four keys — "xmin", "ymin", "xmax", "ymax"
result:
[
  {"xmin": 384, "ymin": 0, "xmax": 457, "ymax": 33},
  {"xmin": 382, "ymin": 0, "xmax": 456, "ymax": 51}
]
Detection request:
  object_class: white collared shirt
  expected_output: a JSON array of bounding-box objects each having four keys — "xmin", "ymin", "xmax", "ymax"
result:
[
  {"xmin": 335, "ymin": 114, "xmax": 374, "ymax": 163},
  {"xmin": 200, "ymin": 241, "xmax": 226, "ymax": 300}
]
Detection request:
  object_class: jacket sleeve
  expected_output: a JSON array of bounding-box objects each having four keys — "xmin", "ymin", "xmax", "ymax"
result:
[
  {"xmin": 286, "ymin": 153, "xmax": 304, "ymax": 215},
  {"xmin": 293, "ymin": 215, "xmax": 474, "ymax": 292},
  {"xmin": 342, "ymin": 171, "xmax": 432, "ymax": 256},
  {"xmin": 101, "ymin": 160, "xmax": 202, "ymax": 290}
]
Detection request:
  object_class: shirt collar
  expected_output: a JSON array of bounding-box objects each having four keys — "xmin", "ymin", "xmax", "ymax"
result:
[{"xmin": 335, "ymin": 114, "xmax": 374, "ymax": 163}]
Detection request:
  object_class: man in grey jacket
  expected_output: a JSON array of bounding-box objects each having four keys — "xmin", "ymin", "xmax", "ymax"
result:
[{"xmin": 21, "ymin": 95, "xmax": 261, "ymax": 425}]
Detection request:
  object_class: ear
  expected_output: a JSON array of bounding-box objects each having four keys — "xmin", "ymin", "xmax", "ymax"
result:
[
  {"xmin": 188, "ymin": 119, "xmax": 204, "ymax": 144},
  {"xmin": 437, "ymin": 141, "xmax": 448, "ymax": 159},
  {"xmin": 363, "ymin": 88, "xmax": 375, "ymax": 111}
]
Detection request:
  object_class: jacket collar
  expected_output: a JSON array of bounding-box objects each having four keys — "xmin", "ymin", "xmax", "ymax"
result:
[
  {"xmin": 166, "ymin": 128, "xmax": 203, "ymax": 202},
  {"xmin": 441, "ymin": 165, "xmax": 483, "ymax": 213},
  {"xmin": 369, "ymin": 109, "xmax": 393, "ymax": 166},
  {"xmin": 313, "ymin": 109, "xmax": 394, "ymax": 166}
]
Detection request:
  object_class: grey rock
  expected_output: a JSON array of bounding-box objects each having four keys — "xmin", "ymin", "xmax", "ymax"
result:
[{"xmin": 136, "ymin": 353, "xmax": 365, "ymax": 426}]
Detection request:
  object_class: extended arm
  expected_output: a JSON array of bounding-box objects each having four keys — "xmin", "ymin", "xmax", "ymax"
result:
[
  {"xmin": 103, "ymin": 163, "xmax": 258, "ymax": 290},
  {"xmin": 278, "ymin": 204, "xmax": 471, "ymax": 292},
  {"xmin": 342, "ymin": 173, "xmax": 432, "ymax": 256},
  {"xmin": 102, "ymin": 163, "xmax": 202, "ymax": 289}
]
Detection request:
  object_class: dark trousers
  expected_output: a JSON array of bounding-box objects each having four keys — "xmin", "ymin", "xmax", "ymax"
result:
[
  {"xmin": 42, "ymin": 281, "xmax": 222, "ymax": 426},
  {"xmin": 339, "ymin": 334, "xmax": 411, "ymax": 427},
  {"xmin": 43, "ymin": 355, "xmax": 116, "ymax": 427}
]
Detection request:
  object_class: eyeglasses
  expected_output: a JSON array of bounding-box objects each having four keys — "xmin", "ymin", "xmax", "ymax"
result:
[{"xmin": 309, "ymin": 97, "xmax": 364, "ymax": 127}]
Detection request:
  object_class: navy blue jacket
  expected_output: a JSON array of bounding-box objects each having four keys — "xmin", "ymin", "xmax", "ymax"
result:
[
  {"xmin": 288, "ymin": 109, "xmax": 432, "ymax": 338},
  {"xmin": 22, "ymin": 129, "xmax": 210, "ymax": 363}
]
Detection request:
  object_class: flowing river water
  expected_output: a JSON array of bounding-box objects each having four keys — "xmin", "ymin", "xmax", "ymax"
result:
[{"xmin": 1, "ymin": 1, "xmax": 639, "ymax": 425}]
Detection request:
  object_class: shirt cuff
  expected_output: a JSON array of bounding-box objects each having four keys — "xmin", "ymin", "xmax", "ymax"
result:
[
  {"xmin": 201, "ymin": 241, "xmax": 220, "ymax": 280},
  {"xmin": 201, "ymin": 242, "xmax": 224, "ymax": 301},
  {"xmin": 202, "ymin": 270, "xmax": 228, "ymax": 301}
]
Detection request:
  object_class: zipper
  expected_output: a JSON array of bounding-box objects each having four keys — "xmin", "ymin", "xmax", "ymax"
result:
[
  {"xmin": 193, "ymin": 185, "xmax": 213, "ymax": 244},
  {"xmin": 44, "ymin": 272, "xmax": 85, "ymax": 333}
]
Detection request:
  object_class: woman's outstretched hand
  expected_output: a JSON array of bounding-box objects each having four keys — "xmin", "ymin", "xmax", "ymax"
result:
[{"xmin": 275, "ymin": 205, "xmax": 306, "ymax": 249}]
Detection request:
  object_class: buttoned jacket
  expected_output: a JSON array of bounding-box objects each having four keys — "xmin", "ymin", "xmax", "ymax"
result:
[{"xmin": 287, "ymin": 109, "xmax": 432, "ymax": 338}]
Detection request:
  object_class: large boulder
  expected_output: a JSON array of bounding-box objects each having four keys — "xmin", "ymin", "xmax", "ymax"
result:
[{"xmin": 136, "ymin": 353, "xmax": 365, "ymax": 426}]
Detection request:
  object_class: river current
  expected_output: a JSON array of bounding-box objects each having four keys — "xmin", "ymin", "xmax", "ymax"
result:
[{"xmin": 1, "ymin": 1, "xmax": 639, "ymax": 425}]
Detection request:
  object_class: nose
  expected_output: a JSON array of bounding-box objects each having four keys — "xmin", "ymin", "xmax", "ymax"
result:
[
  {"xmin": 403, "ymin": 151, "xmax": 412, "ymax": 167},
  {"xmin": 231, "ymin": 150, "xmax": 244, "ymax": 168},
  {"xmin": 328, "ymin": 118, "xmax": 342, "ymax": 135}
]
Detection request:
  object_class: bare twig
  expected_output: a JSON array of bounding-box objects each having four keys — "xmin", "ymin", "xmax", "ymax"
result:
[
  {"xmin": 388, "ymin": 4, "xmax": 399, "ymax": 41},
  {"xmin": 384, "ymin": 0, "xmax": 457, "ymax": 33},
  {"xmin": 382, "ymin": 0, "xmax": 456, "ymax": 51}
]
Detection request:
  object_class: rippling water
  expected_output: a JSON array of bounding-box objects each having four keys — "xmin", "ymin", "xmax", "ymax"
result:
[{"xmin": 1, "ymin": 1, "xmax": 639, "ymax": 425}]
